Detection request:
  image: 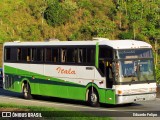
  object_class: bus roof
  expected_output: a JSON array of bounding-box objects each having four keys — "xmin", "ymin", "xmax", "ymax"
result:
[{"xmin": 4, "ymin": 39, "xmax": 152, "ymax": 49}]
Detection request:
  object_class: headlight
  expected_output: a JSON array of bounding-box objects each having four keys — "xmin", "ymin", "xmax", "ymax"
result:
[
  {"xmin": 117, "ymin": 90, "xmax": 129, "ymax": 95},
  {"xmin": 149, "ymin": 88, "xmax": 156, "ymax": 92}
]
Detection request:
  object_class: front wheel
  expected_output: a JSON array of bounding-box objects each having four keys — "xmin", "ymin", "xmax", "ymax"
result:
[
  {"xmin": 88, "ymin": 89, "xmax": 99, "ymax": 107},
  {"xmin": 22, "ymin": 84, "xmax": 32, "ymax": 99}
]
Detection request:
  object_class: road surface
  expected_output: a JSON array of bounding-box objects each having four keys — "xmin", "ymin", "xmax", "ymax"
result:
[{"xmin": 0, "ymin": 88, "xmax": 160, "ymax": 119}]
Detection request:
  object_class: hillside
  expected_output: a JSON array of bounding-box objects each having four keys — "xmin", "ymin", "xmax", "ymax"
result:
[
  {"xmin": 0, "ymin": 0, "xmax": 159, "ymax": 43},
  {"xmin": 0, "ymin": 0, "xmax": 160, "ymax": 80}
]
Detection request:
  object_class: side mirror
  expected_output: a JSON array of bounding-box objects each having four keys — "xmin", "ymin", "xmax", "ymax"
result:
[{"xmin": 112, "ymin": 62, "xmax": 115, "ymax": 73}]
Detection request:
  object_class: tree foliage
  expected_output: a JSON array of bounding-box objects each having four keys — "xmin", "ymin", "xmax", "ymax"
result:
[
  {"xmin": 44, "ymin": 0, "xmax": 77, "ymax": 26},
  {"xmin": 0, "ymin": 0, "xmax": 159, "ymax": 43}
]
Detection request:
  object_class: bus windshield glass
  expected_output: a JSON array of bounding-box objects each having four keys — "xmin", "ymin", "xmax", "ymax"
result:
[
  {"xmin": 118, "ymin": 49, "xmax": 153, "ymax": 59},
  {"xmin": 117, "ymin": 49, "xmax": 154, "ymax": 83}
]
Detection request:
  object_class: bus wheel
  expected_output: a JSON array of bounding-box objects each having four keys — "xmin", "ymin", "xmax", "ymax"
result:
[
  {"xmin": 88, "ymin": 89, "xmax": 99, "ymax": 107},
  {"xmin": 23, "ymin": 83, "xmax": 32, "ymax": 99}
]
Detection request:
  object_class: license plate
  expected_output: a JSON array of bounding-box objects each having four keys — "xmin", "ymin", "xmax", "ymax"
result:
[{"xmin": 136, "ymin": 97, "xmax": 144, "ymax": 101}]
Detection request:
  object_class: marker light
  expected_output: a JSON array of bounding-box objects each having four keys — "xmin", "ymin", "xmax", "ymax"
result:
[{"xmin": 118, "ymin": 90, "xmax": 122, "ymax": 95}]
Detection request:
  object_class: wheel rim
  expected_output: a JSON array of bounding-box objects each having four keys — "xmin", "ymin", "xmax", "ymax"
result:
[
  {"xmin": 91, "ymin": 92, "xmax": 97, "ymax": 103},
  {"xmin": 23, "ymin": 86, "xmax": 28, "ymax": 97}
]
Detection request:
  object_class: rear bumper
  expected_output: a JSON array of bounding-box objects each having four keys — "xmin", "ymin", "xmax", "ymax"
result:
[{"xmin": 116, "ymin": 93, "xmax": 156, "ymax": 104}]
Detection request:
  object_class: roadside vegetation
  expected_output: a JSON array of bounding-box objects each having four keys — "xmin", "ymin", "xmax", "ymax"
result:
[
  {"xmin": 156, "ymin": 64, "xmax": 160, "ymax": 84},
  {"xmin": 0, "ymin": 0, "xmax": 159, "ymax": 42}
]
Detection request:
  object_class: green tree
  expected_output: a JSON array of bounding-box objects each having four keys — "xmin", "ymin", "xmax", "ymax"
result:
[{"xmin": 44, "ymin": 0, "xmax": 76, "ymax": 26}]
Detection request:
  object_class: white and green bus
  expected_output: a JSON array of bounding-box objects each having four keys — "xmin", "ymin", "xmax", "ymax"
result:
[{"xmin": 3, "ymin": 38, "xmax": 156, "ymax": 106}]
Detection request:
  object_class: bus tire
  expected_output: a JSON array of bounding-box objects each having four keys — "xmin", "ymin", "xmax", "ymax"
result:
[
  {"xmin": 22, "ymin": 83, "xmax": 32, "ymax": 99},
  {"xmin": 88, "ymin": 88, "xmax": 100, "ymax": 107}
]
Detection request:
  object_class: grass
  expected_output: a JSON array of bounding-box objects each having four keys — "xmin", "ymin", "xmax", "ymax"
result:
[
  {"xmin": 0, "ymin": 103, "xmax": 56, "ymax": 111},
  {"xmin": 0, "ymin": 103, "xmax": 112, "ymax": 120}
]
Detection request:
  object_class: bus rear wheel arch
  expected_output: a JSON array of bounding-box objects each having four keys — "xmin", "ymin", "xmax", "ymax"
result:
[
  {"xmin": 87, "ymin": 87, "xmax": 100, "ymax": 107},
  {"xmin": 22, "ymin": 81, "xmax": 32, "ymax": 99}
]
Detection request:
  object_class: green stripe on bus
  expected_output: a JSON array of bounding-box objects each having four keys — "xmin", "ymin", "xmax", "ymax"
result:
[
  {"xmin": 95, "ymin": 42, "xmax": 99, "ymax": 68},
  {"xmin": 4, "ymin": 65, "xmax": 85, "ymax": 87},
  {"xmin": 5, "ymin": 73, "xmax": 85, "ymax": 88},
  {"xmin": 4, "ymin": 65, "xmax": 116, "ymax": 104}
]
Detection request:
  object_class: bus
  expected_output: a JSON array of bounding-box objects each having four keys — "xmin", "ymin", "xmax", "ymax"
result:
[{"xmin": 3, "ymin": 38, "xmax": 156, "ymax": 106}]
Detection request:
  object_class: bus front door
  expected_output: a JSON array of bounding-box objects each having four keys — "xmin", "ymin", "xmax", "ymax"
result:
[
  {"xmin": 104, "ymin": 60, "xmax": 113, "ymax": 88},
  {"xmin": 99, "ymin": 59, "xmax": 113, "ymax": 88}
]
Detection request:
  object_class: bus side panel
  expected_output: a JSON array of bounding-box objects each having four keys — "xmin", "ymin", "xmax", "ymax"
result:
[
  {"xmin": 37, "ymin": 78, "xmax": 86, "ymax": 100},
  {"xmin": 3, "ymin": 65, "xmax": 39, "ymax": 94},
  {"xmin": 99, "ymin": 88, "xmax": 116, "ymax": 104},
  {"xmin": 68, "ymin": 85, "xmax": 86, "ymax": 101},
  {"xmin": 4, "ymin": 65, "xmax": 21, "ymax": 92},
  {"xmin": 98, "ymin": 88, "xmax": 106, "ymax": 103},
  {"xmin": 42, "ymin": 65, "xmax": 95, "ymax": 101},
  {"xmin": 105, "ymin": 89, "xmax": 116, "ymax": 104},
  {"xmin": 38, "ymin": 78, "xmax": 68, "ymax": 98}
]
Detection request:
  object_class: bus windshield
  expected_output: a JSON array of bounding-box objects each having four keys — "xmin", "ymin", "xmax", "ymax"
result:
[
  {"xmin": 116, "ymin": 49, "xmax": 155, "ymax": 83},
  {"xmin": 118, "ymin": 49, "xmax": 153, "ymax": 59}
]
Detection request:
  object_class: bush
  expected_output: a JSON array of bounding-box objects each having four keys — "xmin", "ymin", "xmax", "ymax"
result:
[
  {"xmin": 44, "ymin": 0, "xmax": 73, "ymax": 26},
  {"xmin": 118, "ymin": 32, "xmax": 133, "ymax": 39},
  {"xmin": 156, "ymin": 66, "xmax": 160, "ymax": 84}
]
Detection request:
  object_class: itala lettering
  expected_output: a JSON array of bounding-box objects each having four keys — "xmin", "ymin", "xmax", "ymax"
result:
[{"xmin": 56, "ymin": 67, "xmax": 76, "ymax": 74}]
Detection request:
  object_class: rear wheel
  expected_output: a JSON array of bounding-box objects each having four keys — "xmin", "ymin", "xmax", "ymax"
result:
[
  {"xmin": 88, "ymin": 89, "xmax": 99, "ymax": 107},
  {"xmin": 22, "ymin": 83, "xmax": 32, "ymax": 99}
]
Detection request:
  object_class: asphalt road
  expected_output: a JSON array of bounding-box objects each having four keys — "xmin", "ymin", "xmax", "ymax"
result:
[{"xmin": 0, "ymin": 88, "xmax": 160, "ymax": 120}]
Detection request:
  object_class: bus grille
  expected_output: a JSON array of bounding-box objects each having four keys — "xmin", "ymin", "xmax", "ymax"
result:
[
  {"xmin": 130, "ymin": 88, "xmax": 149, "ymax": 94},
  {"xmin": 5, "ymin": 75, "xmax": 14, "ymax": 89}
]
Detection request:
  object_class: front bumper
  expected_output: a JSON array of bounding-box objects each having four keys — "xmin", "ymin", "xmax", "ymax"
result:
[{"xmin": 116, "ymin": 93, "xmax": 156, "ymax": 104}]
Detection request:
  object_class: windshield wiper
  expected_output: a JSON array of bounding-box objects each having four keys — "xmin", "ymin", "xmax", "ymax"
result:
[
  {"xmin": 143, "ymin": 75, "xmax": 150, "ymax": 84},
  {"xmin": 129, "ymin": 79, "xmax": 136, "ymax": 85},
  {"xmin": 124, "ymin": 74, "xmax": 136, "ymax": 78}
]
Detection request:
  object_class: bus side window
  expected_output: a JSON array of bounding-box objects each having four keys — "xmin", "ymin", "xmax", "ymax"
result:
[
  {"xmin": 27, "ymin": 56, "xmax": 30, "ymax": 61},
  {"xmin": 52, "ymin": 48, "xmax": 59, "ymax": 63},
  {"xmin": 87, "ymin": 48, "xmax": 95, "ymax": 64},
  {"xmin": 67, "ymin": 48, "xmax": 75, "ymax": 63},
  {"xmin": 17, "ymin": 48, "xmax": 21, "ymax": 61},
  {"xmin": 74, "ymin": 49, "xmax": 78, "ymax": 63},
  {"xmin": 61, "ymin": 48, "xmax": 66, "ymax": 63},
  {"xmin": 31, "ymin": 48, "xmax": 36, "ymax": 62},
  {"xmin": 78, "ymin": 49, "xmax": 82, "ymax": 63},
  {"xmin": 37, "ymin": 48, "xmax": 44, "ymax": 62},
  {"xmin": 27, "ymin": 48, "xmax": 31, "ymax": 62},
  {"xmin": 5, "ymin": 48, "xmax": 11, "ymax": 61},
  {"xmin": 45, "ymin": 48, "xmax": 52, "ymax": 62},
  {"xmin": 99, "ymin": 46, "xmax": 112, "ymax": 58},
  {"xmin": 21, "ymin": 48, "xmax": 28, "ymax": 62},
  {"xmin": 78, "ymin": 48, "xmax": 86, "ymax": 63}
]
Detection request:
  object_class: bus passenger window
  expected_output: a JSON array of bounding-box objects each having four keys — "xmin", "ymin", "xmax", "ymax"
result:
[
  {"xmin": 5, "ymin": 48, "xmax": 11, "ymax": 61},
  {"xmin": 45, "ymin": 48, "xmax": 52, "ymax": 62},
  {"xmin": 78, "ymin": 48, "xmax": 86, "ymax": 63},
  {"xmin": 78, "ymin": 49, "xmax": 82, "ymax": 63},
  {"xmin": 99, "ymin": 46, "xmax": 112, "ymax": 58},
  {"xmin": 31, "ymin": 48, "xmax": 36, "ymax": 62},
  {"xmin": 67, "ymin": 48, "xmax": 75, "ymax": 63},
  {"xmin": 37, "ymin": 48, "xmax": 44, "ymax": 62},
  {"xmin": 27, "ymin": 56, "xmax": 30, "ymax": 61},
  {"xmin": 87, "ymin": 48, "xmax": 95, "ymax": 64},
  {"xmin": 27, "ymin": 48, "xmax": 31, "ymax": 62},
  {"xmin": 61, "ymin": 48, "xmax": 66, "ymax": 63},
  {"xmin": 17, "ymin": 48, "xmax": 21, "ymax": 61},
  {"xmin": 52, "ymin": 48, "xmax": 59, "ymax": 63},
  {"xmin": 74, "ymin": 49, "xmax": 78, "ymax": 63},
  {"xmin": 21, "ymin": 48, "xmax": 27, "ymax": 61}
]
